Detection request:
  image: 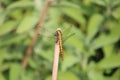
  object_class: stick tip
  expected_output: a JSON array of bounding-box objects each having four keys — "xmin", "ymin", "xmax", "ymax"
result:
[
  {"xmin": 48, "ymin": 0, "xmax": 53, "ymax": 3},
  {"xmin": 57, "ymin": 28, "xmax": 61, "ymax": 31}
]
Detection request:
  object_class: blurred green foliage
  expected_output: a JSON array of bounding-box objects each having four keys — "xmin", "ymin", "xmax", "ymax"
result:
[{"xmin": 0, "ymin": 0, "xmax": 120, "ymax": 80}]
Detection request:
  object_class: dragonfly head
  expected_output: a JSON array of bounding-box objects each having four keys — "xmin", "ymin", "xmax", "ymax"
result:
[{"xmin": 54, "ymin": 28, "xmax": 62, "ymax": 36}]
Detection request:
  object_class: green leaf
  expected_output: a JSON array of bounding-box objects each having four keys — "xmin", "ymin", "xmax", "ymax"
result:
[
  {"xmin": 111, "ymin": 26, "xmax": 120, "ymax": 37},
  {"xmin": 86, "ymin": 14, "xmax": 104, "ymax": 44},
  {"xmin": 60, "ymin": 1, "xmax": 81, "ymax": 9},
  {"xmin": 9, "ymin": 64, "xmax": 23, "ymax": 80},
  {"xmin": 61, "ymin": 54, "xmax": 79, "ymax": 71},
  {"xmin": 17, "ymin": 15, "xmax": 38, "ymax": 33},
  {"xmin": 58, "ymin": 72, "xmax": 79, "ymax": 80},
  {"xmin": 7, "ymin": 9, "xmax": 23, "ymax": 20},
  {"xmin": 103, "ymin": 44, "xmax": 114, "ymax": 58},
  {"xmin": 0, "ymin": 73, "xmax": 6, "ymax": 80},
  {"xmin": 7, "ymin": 1, "xmax": 34, "ymax": 10},
  {"xmin": 0, "ymin": 20, "xmax": 18, "ymax": 36},
  {"xmin": 96, "ymin": 54, "xmax": 120, "ymax": 69},
  {"xmin": 0, "ymin": 53, "xmax": 4, "ymax": 65},
  {"xmin": 46, "ymin": 72, "xmax": 79, "ymax": 80},
  {"xmin": 0, "ymin": 50, "xmax": 7, "ymax": 64},
  {"xmin": 0, "ymin": 63, "xmax": 10, "ymax": 72},
  {"xmin": 0, "ymin": 9, "xmax": 6, "ymax": 26},
  {"xmin": 88, "ymin": 70, "xmax": 106, "ymax": 80},
  {"xmin": 106, "ymin": 21, "xmax": 120, "ymax": 37},
  {"xmin": 0, "ymin": 34, "xmax": 26, "ymax": 46},
  {"xmin": 91, "ymin": 34, "xmax": 119, "ymax": 49},
  {"xmin": 90, "ymin": 0, "xmax": 106, "ymax": 7},
  {"xmin": 61, "ymin": 5, "xmax": 86, "ymax": 26},
  {"xmin": 109, "ymin": 69, "xmax": 120, "ymax": 80},
  {"xmin": 28, "ymin": 58, "xmax": 37, "ymax": 69},
  {"xmin": 112, "ymin": 7, "xmax": 120, "ymax": 19},
  {"xmin": 35, "ymin": 48, "xmax": 53, "ymax": 62},
  {"xmin": 4, "ymin": 53, "xmax": 23, "ymax": 60},
  {"xmin": 111, "ymin": 0, "xmax": 120, "ymax": 8},
  {"xmin": 63, "ymin": 24, "xmax": 85, "ymax": 53}
]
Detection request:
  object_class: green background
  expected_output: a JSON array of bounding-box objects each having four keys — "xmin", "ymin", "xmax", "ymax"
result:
[{"xmin": 0, "ymin": 0, "xmax": 120, "ymax": 80}]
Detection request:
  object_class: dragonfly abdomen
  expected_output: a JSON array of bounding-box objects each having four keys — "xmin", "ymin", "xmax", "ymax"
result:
[{"xmin": 56, "ymin": 29, "xmax": 64, "ymax": 60}]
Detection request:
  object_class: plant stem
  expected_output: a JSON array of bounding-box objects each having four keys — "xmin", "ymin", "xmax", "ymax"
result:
[
  {"xmin": 52, "ymin": 28, "xmax": 60, "ymax": 80},
  {"xmin": 22, "ymin": 0, "xmax": 53, "ymax": 69}
]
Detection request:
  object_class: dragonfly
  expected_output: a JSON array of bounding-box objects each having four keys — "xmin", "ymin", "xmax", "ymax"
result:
[
  {"xmin": 55, "ymin": 28, "xmax": 64, "ymax": 60},
  {"xmin": 38, "ymin": 25, "xmax": 75, "ymax": 60},
  {"xmin": 55, "ymin": 28, "xmax": 76, "ymax": 60}
]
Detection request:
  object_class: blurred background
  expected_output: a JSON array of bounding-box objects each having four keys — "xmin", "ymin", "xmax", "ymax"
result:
[{"xmin": 0, "ymin": 0, "xmax": 120, "ymax": 80}]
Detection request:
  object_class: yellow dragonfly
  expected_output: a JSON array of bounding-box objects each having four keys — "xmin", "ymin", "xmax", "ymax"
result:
[{"xmin": 38, "ymin": 25, "xmax": 75, "ymax": 60}]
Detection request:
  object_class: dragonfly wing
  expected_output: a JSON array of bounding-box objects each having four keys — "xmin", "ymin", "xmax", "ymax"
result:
[{"xmin": 63, "ymin": 33, "xmax": 75, "ymax": 44}]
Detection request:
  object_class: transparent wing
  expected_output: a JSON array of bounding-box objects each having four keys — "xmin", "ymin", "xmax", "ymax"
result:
[
  {"xmin": 63, "ymin": 33, "xmax": 75, "ymax": 44},
  {"xmin": 38, "ymin": 24, "xmax": 76, "ymax": 44}
]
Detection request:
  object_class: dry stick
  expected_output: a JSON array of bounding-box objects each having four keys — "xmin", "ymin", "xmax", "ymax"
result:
[
  {"xmin": 52, "ymin": 43, "xmax": 60, "ymax": 80},
  {"xmin": 52, "ymin": 28, "xmax": 61, "ymax": 80},
  {"xmin": 22, "ymin": 0, "xmax": 53, "ymax": 69}
]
